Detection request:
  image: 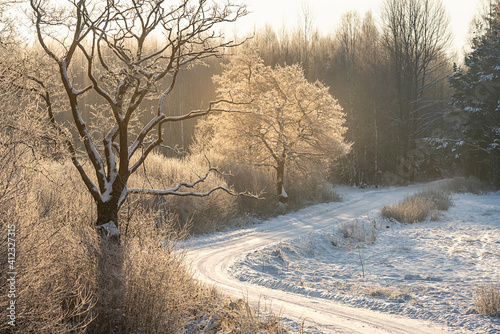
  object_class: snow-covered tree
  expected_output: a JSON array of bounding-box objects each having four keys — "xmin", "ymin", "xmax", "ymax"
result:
[
  {"xmin": 26, "ymin": 0, "xmax": 248, "ymax": 230},
  {"xmin": 449, "ymin": 3, "xmax": 500, "ymax": 187},
  {"xmin": 194, "ymin": 50, "xmax": 349, "ymax": 203}
]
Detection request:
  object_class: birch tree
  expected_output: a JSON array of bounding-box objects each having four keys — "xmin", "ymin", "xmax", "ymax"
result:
[
  {"xmin": 194, "ymin": 50, "xmax": 349, "ymax": 203},
  {"xmin": 27, "ymin": 0, "xmax": 248, "ymax": 231}
]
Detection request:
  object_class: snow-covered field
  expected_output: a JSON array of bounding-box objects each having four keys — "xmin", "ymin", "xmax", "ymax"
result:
[{"xmin": 186, "ymin": 185, "xmax": 500, "ymax": 333}]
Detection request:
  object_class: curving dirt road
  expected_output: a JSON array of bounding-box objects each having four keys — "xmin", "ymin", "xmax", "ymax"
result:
[{"xmin": 186, "ymin": 184, "xmax": 451, "ymax": 333}]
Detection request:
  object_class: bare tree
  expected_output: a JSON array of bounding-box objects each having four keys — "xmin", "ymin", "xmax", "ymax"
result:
[
  {"xmin": 335, "ymin": 10, "xmax": 361, "ymax": 118},
  {"xmin": 296, "ymin": 1, "xmax": 314, "ymax": 71},
  {"xmin": 194, "ymin": 50, "xmax": 349, "ymax": 203},
  {"xmin": 253, "ymin": 23, "xmax": 280, "ymax": 66},
  {"xmin": 27, "ymin": 0, "xmax": 248, "ymax": 230},
  {"xmin": 381, "ymin": 0, "xmax": 452, "ymax": 181},
  {"xmin": 332, "ymin": 10, "xmax": 388, "ymax": 185}
]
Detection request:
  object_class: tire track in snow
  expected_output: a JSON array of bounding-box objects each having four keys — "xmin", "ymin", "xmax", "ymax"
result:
[{"xmin": 186, "ymin": 184, "xmax": 451, "ymax": 333}]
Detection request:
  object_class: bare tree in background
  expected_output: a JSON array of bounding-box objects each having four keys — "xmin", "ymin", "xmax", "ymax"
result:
[
  {"xmin": 335, "ymin": 10, "xmax": 361, "ymax": 125},
  {"xmin": 469, "ymin": 0, "xmax": 499, "ymax": 45},
  {"xmin": 296, "ymin": 1, "xmax": 315, "ymax": 72},
  {"xmin": 332, "ymin": 11, "xmax": 387, "ymax": 185},
  {"xmin": 382, "ymin": 0, "xmax": 451, "ymax": 181},
  {"xmin": 27, "ymin": 0, "xmax": 248, "ymax": 231}
]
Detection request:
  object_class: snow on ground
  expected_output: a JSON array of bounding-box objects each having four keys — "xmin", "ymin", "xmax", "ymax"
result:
[{"xmin": 228, "ymin": 191, "xmax": 500, "ymax": 333}]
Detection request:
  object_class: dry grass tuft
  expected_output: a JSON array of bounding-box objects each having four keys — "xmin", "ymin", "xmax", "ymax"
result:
[
  {"xmin": 364, "ymin": 284, "xmax": 414, "ymax": 300},
  {"xmin": 474, "ymin": 282, "xmax": 500, "ymax": 317},
  {"xmin": 339, "ymin": 219, "xmax": 377, "ymax": 243},
  {"xmin": 380, "ymin": 188, "xmax": 452, "ymax": 223},
  {"xmin": 381, "ymin": 196, "xmax": 435, "ymax": 223}
]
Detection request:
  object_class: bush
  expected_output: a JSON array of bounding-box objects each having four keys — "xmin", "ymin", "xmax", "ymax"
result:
[
  {"xmin": 474, "ymin": 282, "xmax": 500, "ymax": 317},
  {"xmin": 380, "ymin": 189, "xmax": 452, "ymax": 223}
]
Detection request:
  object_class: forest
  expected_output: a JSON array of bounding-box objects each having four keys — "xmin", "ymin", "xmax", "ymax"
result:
[{"xmin": 0, "ymin": 0, "xmax": 499, "ymax": 332}]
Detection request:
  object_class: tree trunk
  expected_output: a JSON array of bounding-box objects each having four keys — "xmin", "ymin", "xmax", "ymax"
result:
[
  {"xmin": 90, "ymin": 198, "xmax": 125, "ymax": 333},
  {"xmin": 97, "ymin": 200, "xmax": 119, "ymax": 226},
  {"xmin": 276, "ymin": 159, "xmax": 288, "ymax": 203}
]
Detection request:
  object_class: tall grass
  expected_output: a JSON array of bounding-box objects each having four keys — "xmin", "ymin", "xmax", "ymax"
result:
[
  {"xmin": 381, "ymin": 188, "xmax": 452, "ymax": 223},
  {"xmin": 474, "ymin": 282, "xmax": 500, "ymax": 317},
  {"xmin": 129, "ymin": 152, "xmax": 238, "ymax": 234},
  {"xmin": 0, "ymin": 160, "xmax": 98, "ymax": 333}
]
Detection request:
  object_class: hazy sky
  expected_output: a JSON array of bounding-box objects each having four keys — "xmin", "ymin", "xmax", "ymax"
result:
[{"xmin": 232, "ymin": 0, "xmax": 482, "ymax": 55}]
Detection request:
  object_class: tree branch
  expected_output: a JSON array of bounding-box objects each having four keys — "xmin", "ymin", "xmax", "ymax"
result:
[
  {"xmin": 128, "ymin": 167, "xmax": 259, "ymax": 198},
  {"xmin": 23, "ymin": 74, "xmax": 102, "ymax": 203}
]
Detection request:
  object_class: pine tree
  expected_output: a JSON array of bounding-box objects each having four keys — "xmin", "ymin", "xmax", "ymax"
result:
[{"xmin": 449, "ymin": 3, "xmax": 500, "ymax": 188}]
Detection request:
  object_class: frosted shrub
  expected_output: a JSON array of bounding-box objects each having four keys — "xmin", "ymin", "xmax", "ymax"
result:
[
  {"xmin": 419, "ymin": 189, "xmax": 453, "ymax": 211},
  {"xmin": 381, "ymin": 196, "xmax": 435, "ymax": 223}
]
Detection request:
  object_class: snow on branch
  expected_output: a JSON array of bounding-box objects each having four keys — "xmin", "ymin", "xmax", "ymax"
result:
[
  {"xmin": 128, "ymin": 166, "xmax": 260, "ymax": 199},
  {"xmin": 128, "ymin": 185, "xmax": 258, "ymax": 198},
  {"xmin": 159, "ymin": 99, "xmax": 253, "ymax": 123}
]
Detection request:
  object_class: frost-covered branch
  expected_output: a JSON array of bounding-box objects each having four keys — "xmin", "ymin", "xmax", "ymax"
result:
[
  {"xmin": 128, "ymin": 166, "xmax": 259, "ymax": 198},
  {"xmin": 22, "ymin": 73, "xmax": 102, "ymax": 202}
]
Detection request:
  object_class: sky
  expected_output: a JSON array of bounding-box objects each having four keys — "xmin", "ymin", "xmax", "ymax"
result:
[{"xmin": 230, "ymin": 0, "xmax": 483, "ymax": 55}]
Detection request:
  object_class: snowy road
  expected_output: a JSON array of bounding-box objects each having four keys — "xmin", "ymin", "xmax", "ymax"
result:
[{"xmin": 186, "ymin": 184, "xmax": 452, "ymax": 333}]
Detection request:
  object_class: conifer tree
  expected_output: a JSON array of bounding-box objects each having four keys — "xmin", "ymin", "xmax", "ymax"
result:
[{"xmin": 449, "ymin": 3, "xmax": 500, "ymax": 187}]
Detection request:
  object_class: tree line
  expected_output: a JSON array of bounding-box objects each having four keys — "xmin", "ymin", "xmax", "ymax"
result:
[
  {"xmin": 248, "ymin": 0, "xmax": 454, "ymax": 186},
  {"xmin": 216, "ymin": 0, "xmax": 499, "ymax": 188}
]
